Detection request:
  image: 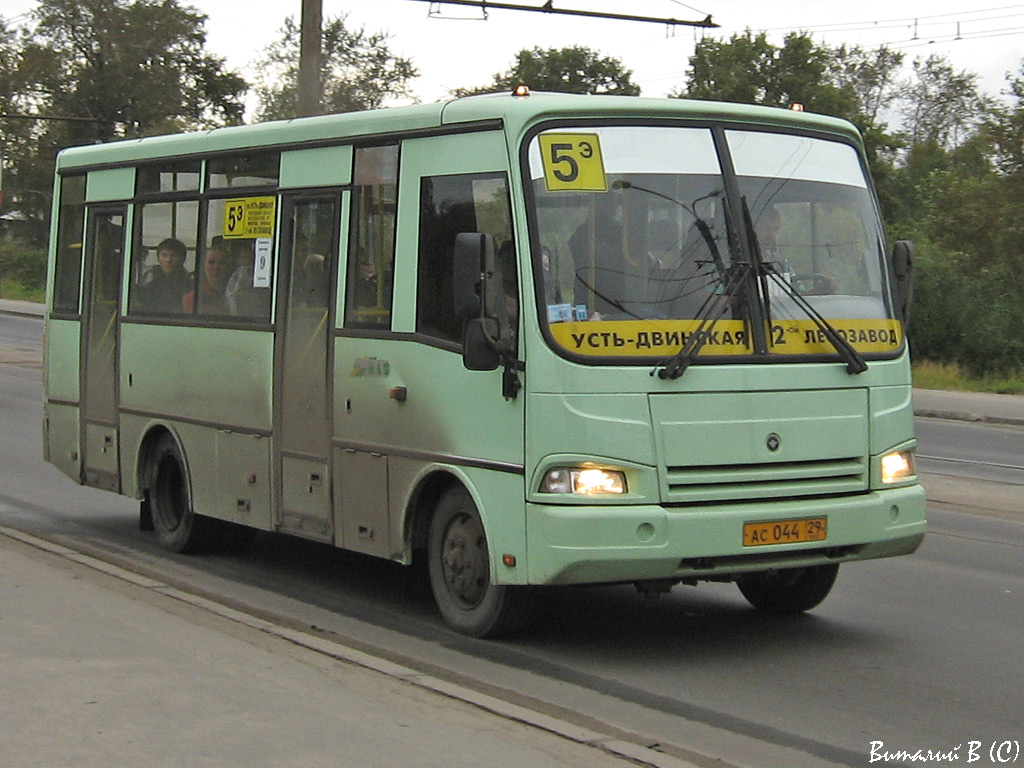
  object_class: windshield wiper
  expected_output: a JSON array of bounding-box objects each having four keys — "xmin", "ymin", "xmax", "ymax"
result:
[
  {"xmin": 762, "ymin": 265, "xmax": 868, "ymax": 374},
  {"xmin": 741, "ymin": 199, "xmax": 867, "ymax": 375},
  {"xmin": 610, "ymin": 179, "xmax": 748, "ymax": 379},
  {"xmin": 653, "ymin": 261, "xmax": 751, "ymax": 379}
]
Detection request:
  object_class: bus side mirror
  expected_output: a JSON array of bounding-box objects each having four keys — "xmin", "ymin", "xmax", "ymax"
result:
[
  {"xmin": 463, "ymin": 318, "xmax": 501, "ymax": 371},
  {"xmin": 453, "ymin": 232, "xmax": 499, "ymax": 320},
  {"xmin": 454, "ymin": 232, "xmax": 507, "ymax": 372},
  {"xmin": 890, "ymin": 240, "xmax": 914, "ymax": 328}
]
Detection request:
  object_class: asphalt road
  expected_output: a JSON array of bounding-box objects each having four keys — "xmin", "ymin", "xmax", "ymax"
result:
[{"xmin": 2, "ymin": 310, "xmax": 1022, "ymax": 768}]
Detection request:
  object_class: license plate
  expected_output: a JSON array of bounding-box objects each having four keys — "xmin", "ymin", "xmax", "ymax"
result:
[{"xmin": 743, "ymin": 517, "xmax": 827, "ymax": 547}]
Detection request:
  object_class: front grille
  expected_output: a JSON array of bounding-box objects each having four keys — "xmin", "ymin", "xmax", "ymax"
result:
[{"xmin": 663, "ymin": 456, "xmax": 868, "ymax": 504}]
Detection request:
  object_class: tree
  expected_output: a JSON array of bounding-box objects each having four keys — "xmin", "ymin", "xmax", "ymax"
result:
[
  {"xmin": 27, "ymin": 0, "xmax": 247, "ymax": 142},
  {"xmin": 3, "ymin": 0, "xmax": 247, "ymax": 243},
  {"xmin": 828, "ymin": 44, "xmax": 905, "ymax": 125},
  {"xmin": 676, "ymin": 31, "xmax": 904, "ymax": 178},
  {"xmin": 254, "ymin": 14, "xmax": 418, "ymax": 121},
  {"xmin": 0, "ymin": 20, "xmax": 27, "ymax": 116},
  {"xmin": 985, "ymin": 63, "xmax": 1024, "ymax": 176},
  {"xmin": 454, "ymin": 46, "xmax": 641, "ymax": 96},
  {"xmin": 899, "ymin": 54, "xmax": 983, "ymax": 150},
  {"xmin": 0, "ymin": 19, "xmax": 40, "ymax": 213},
  {"xmin": 678, "ymin": 31, "xmax": 859, "ymax": 118}
]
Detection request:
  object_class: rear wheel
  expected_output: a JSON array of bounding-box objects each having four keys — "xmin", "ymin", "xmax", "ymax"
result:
[
  {"xmin": 737, "ymin": 564, "xmax": 839, "ymax": 614},
  {"xmin": 149, "ymin": 435, "xmax": 218, "ymax": 553},
  {"xmin": 427, "ymin": 485, "xmax": 532, "ymax": 638}
]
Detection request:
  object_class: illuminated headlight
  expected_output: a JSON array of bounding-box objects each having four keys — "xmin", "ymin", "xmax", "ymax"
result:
[
  {"xmin": 540, "ymin": 467, "xmax": 626, "ymax": 495},
  {"xmin": 881, "ymin": 451, "xmax": 915, "ymax": 484}
]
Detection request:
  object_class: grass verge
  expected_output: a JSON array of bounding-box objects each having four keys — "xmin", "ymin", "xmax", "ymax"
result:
[
  {"xmin": 0, "ymin": 277, "xmax": 45, "ymax": 304},
  {"xmin": 913, "ymin": 360, "xmax": 1024, "ymax": 395}
]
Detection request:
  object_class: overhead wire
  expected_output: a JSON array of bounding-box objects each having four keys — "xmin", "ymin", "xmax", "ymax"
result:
[
  {"xmin": 627, "ymin": 4, "xmax": 1024, "ymax": 95},
  {"xmin": 757, "ymin": 5, "xmax": 1024, "ymax": 35}
]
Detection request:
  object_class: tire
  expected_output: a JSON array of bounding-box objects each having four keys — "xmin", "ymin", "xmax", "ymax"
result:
[
  {"xmin": 737, "ymin": 564, "xmax": 840, "ymax": 614},
  {"xmin": 427, "ymin": 485, "xmax": 532, "ymax": 638},
  {"xmin": 149, "ymin": 435, "xmax": 217, "ymax": 554}
]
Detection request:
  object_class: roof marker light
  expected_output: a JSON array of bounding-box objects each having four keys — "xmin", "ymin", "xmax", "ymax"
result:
[{"xmin": 513, "ymin": 85, "xmax": 530, "ymax": 97}]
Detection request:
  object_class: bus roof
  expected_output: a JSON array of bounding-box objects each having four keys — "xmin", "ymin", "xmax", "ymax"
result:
[{"xmin": 55, "ymin": 92, "xmax": 863, "ymax": 173}]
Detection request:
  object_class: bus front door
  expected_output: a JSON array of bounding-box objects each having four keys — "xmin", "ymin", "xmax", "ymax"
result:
[
  {"xmin": 80, "ymin": 206, "xmax": 126, "ymax": 491},
  {"xmin": 274, "ymin": 194, "xmax": 340, "ymax": 542}
]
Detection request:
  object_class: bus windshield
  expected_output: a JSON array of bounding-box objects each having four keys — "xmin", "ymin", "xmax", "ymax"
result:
[{"xmin": 527, "ymin": 124, "xmax": 900, "ymax": 363}]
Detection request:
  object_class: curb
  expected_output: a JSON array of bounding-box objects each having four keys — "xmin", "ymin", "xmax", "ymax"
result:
[
  {"xmin": 914, "ymin": 408, "xmax": 1024, "ymax": 429},
  {"xmin": 0, "ymin": 302, "xmax": 44, "ymax": 319}
]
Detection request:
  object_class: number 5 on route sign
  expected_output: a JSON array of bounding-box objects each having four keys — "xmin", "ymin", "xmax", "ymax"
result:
[{"xmin": 538, "ymin": 134, "xmax": 607, "ymax": 192}]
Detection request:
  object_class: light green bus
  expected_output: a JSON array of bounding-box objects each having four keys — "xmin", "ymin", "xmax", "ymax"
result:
[{"xmin": 43, "ymin": 90, "xmax": 925, "ymax": 637}]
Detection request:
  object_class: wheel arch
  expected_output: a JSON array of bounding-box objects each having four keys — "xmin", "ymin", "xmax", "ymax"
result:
[
  {"xmin": 403, "ymin": 467, "xmax": 477, "ymax": 565},
  {"xmin": 136, "ymin": 424, "xmax": 191, "ymax": 502}
]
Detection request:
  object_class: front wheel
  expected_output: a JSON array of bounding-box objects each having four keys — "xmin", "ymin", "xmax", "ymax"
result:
[
  {"xmin": 737, "ymin": 564, "xmax": 839, "ymax": 614},
  {"xmin": 427, "ymin": 486, "xmax": 532, "ymax": 638}
]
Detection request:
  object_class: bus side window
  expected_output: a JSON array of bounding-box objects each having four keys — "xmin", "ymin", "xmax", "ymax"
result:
[
  {"xmin": 129, "ymin": 201, "xmax": 198, "ymax": 316},
  {"xmin": 346, "ymin": 144, "xmax": 398, "ymax": 328},
  {"xmin": 196, "ymin": 199, "xmax": 273, "ymax": 321},
  {"xmin": 52, "ymin": 174, "xmax": 87, "ymax": 314},
  {"xmin": 416, "ymin": 173, "xmax": 515, "ymax": 345}
]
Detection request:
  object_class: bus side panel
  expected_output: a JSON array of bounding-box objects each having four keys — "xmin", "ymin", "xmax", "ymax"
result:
[
  {"xmin": 119, "ymin": 324, "xmax": 274, "ymax": 431},
  {"xmin": 44, "ymin": 402, "xmax": 81, "ymax": 483},
  {"xmin": 214, "ymin": 429, "xmax": 273, "ymax": 529},
  {"xmin": 333, "ymin": 337, "xmax": 527, "ymax": 575},
  {"xmin": 44, "ymin": 318, "xmax": 81, "ymax": 403},
  {"xmin": 119, "ymin": 414, "xmax": 273, "ymax": 530},
  {"xmin": 868, "ymin": 381, "xmax": 915, "ymax": 456},
  {"xmin": 43, "ymin": 317, "xmax": 82, "ymax": 480},
  {"xmin": 280, "ymin": 145, "xmax": 352, "ymax": 189},
  {"xmin": 119, "ymin": 324, "xmax": 275, "ymax": 528}
]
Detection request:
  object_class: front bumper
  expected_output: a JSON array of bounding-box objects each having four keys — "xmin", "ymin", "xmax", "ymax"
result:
[{"xmin": 523, "ymin": 483, "xmax": 926, "ymax": 585}]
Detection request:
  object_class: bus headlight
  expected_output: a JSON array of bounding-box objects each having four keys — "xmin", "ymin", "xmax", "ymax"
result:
[
  {"xmin": 540, "ymin": 467, "xmax": 627, "ymax": 495},
  {"xmin": 881, "ymin": 451, "xmax": 915, "ymax": 484}
]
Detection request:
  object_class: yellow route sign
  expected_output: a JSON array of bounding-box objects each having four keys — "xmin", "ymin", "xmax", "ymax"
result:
[
  {"xmin": 547, "ymin": 318, "xmax": 903, "ymax": 357},
  {"xmin": 223, "ymin": 196, "xmax": 276, "ymax": 239},
  {"xmin": 538, "ymin": 134, "xmax": 607, "ymax": 192}
]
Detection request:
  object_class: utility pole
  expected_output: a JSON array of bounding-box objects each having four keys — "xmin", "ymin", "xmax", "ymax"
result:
[{"xmin": 297, "ymin": 0, "xmax": 323, "ymax": 117}]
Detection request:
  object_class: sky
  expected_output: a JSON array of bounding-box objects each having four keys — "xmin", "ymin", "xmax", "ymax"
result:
[{"xmin": 5, "ymin": 0, "xmax": 1024, "ymax": 110}]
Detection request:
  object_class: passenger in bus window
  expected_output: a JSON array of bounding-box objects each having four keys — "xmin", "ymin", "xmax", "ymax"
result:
[
  {"xmin": 185, "ymin": 241, "xmax": 235, "ymax": 315},
  {"xmin": 754, "ymin": 205, "xmax": 782, "ymax": 261},
  {"xmin": 225, "ymin": 239, "xmax": 270, "ymax": 317},
  {"xmin": 353, "ymin": 252, "xmax": 378, "ymax": 309},
  {"xmin": 138, "ymin": 237, "xmax": 191, "ymax": 313},
  {"xmin": 568, "ymin": 194, "xmax": 625, "ymax": 319},
  {"xmin": 293, "ymin": 234, "xmax": 330, "ymax": 308}
]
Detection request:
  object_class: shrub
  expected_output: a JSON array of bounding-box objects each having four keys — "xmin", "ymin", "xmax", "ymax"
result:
[
  {"xmin": 911, "ymin": 248, "xmax": 1024, "ymax": 377},
  {"xmin": 0, "ymin": 241, "xmax": 47, "ymax": 291}
]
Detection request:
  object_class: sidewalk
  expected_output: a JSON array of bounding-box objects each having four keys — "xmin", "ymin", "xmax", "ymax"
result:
[
  {"xmin": 0, "ymin": 527, "xmax": 685, "ymax": 768},
  {"xmin": 0, "ymin": 297, "xmax": 44, "ymax": 318},
  {"xmin": 912, "ymin": 387, "xmax": 1024, "ymax": 428},
  {"xmin": 3, "ymin": 298, "xmax": 1023, "ymax": 427}
]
